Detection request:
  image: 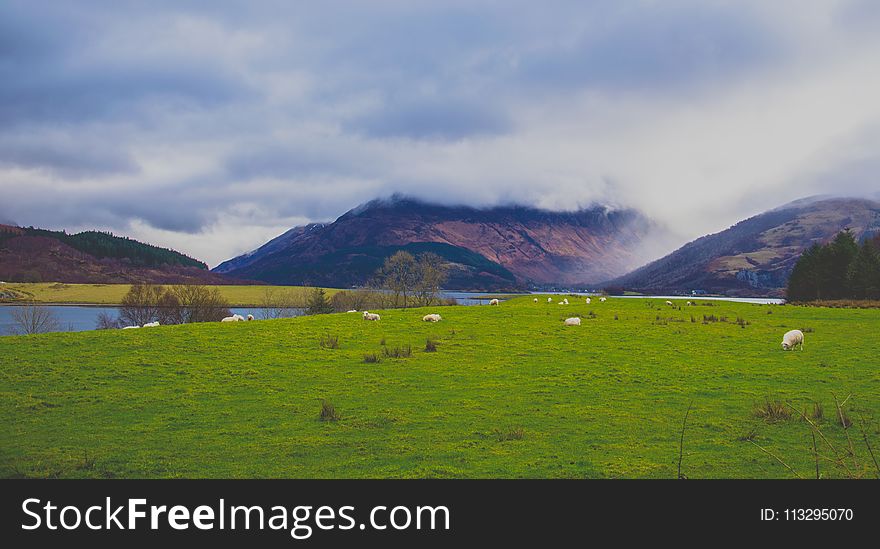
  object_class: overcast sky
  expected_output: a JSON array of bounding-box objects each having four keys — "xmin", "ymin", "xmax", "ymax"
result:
[{"xmin": 1, "ymin": 0, "xmax": 879, "ymax": 266}]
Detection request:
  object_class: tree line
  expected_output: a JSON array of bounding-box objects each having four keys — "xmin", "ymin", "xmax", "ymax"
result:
[
  {"xmin": 787, "ymin": 230, "xmax": 880, "ymax": 301},
  {"xmin": 1, "ymin": 226, "xmax": 206, "ymax": 269}
]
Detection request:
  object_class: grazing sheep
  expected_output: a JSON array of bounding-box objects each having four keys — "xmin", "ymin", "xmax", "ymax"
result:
[
  {"xmin": 142, "ymin": 321, "xmax": 160, "ymax": 328},
  {"xmin": 533, "ymin": 298, "xmax": 539, "ymax": 303},
  {"xmin": 233, "ymin": 314, "xmax": 245, "ymax": 321},
  {"xmin": 246, "ymin": 314, "xmax": 255, "ymax": 321},
  {"xmin": 362, "ymin": 311, "xmax": 381, "ymax": 321},
  {"xmin": 121, "ymin": 325, "xmax": 140, "ymax": 330},
  {"xmin": 599, "ymin": 297, "xmax": 607, "ymax": 302},
  {"xmin": 585, "ymin": 297, "xmax": 591, "ymax": 304},
  {"xmin": 686, "ymin": 301, "xmax": 693, "ymax": 306},
  {"xmin": 346, "ymin": 310, "xmax": 358, "ymax": 313},
  {"xmin": 489, "ymin": 298, "xmax": 500, "ymax": 306},
  {"xmin": 781, "ymin": 329, "xmax": 805, "ymax": 351},
  {"xmin": 558, "ymin": 301, "xmax": 566, "ymax": 305},
  {"xmin": 220, "ymin": 316, "xmax": 239, "ymax": 322},
  {"xmin": 422, "ymin": 313, "xmax": 442, "ymax": 322},
  {"xmin": 563, "ymin": 317, "xmax": 581, "ymax": 326},
  {"xmin": 665, "ymin": 300, "xmax": 673, "ymax": 306},
  {"xmin": 547, "ymin": 297, "xmax": 553, "ymax": 303}
]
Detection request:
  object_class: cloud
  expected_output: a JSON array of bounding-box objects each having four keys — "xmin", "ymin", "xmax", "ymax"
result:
[{"xmin": 1, "ymin": 0, "xmax": 879, "ymax": 267}]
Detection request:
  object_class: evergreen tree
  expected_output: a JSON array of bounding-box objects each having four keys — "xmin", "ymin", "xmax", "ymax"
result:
[
  {"xmin": 306, "ymin": 288, "xmax": 334, "ymax": 315},
  {"xmin": 787, "ymin": 243, "xmax": 824, "ymax": 301},
  {"xmin": 825, "ymin": 230, "xmax": 859, "ymax": 298},
  {"xmin": 848, "ymin": 238, "xmax": 880, "ymax": 299},
  {"xmin": 787, "ymin": 229, "xmax": 879, "ymax": 301}
]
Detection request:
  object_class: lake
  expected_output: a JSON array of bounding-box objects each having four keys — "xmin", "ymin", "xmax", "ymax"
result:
[{"xmin": 0, "ymin": 306, "xmax": 305, "ymax": 335}]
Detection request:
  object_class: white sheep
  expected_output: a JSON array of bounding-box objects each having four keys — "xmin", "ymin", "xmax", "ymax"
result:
[
  {"xmin": 488, "ymin": 298, "xmax": 500, "ymax": 306},
  {"xmin": 781, "ymin": 329, "xmax": 805, "ymax": 351},
  {"xmin": 362, "ymin": 311, "xmax": 381, "ymax": 321},
  {"xmin": 686, "ymin": 301, "xmax": 693, "ymax": 306},
  {"xmin": 547, "ymin": 297, "xmax": 553, "ymax": 303},
  {"xmin": 533, "ymin": 298, "xmax": 538, "ymax": 303},
  {"xmin": 563, "ymin": 317, "xmax": 581, "ymax": 326},
  {"xmin": 142, "ymin": 321, "xmax": 160, "ymax": 328},
  {"xmin": 247, "ymin": 314, "xmax": 254, "ymax": 321},
  {"xmin": 422, "ymin": 313, "xmax": 442, "ymax": 322},
  {"xmin": 665, "ymin": 300, "xmax": 673, "ymax": 306},
  {"xmin": 346, "ymin": 310, "xmax": 358, "ymax": 313},
  {"xmin": 558, "ymin": 301, "xmax": 566, "ymax": 305},
  {"xmin": 599, "ymin": 297, "xmax": 607, "ymax": 302},
  {"xmin": 121, "ymin": 325, "xmax": 140, "ymax": 330},
  {"xmin": 233, "ymin": 314, "xmax": 245, "ymax": 321},
  {"xmin": 585, "ymin": 297, "xmax": 591, "ymax": 304},
  {"xmin": 220, "ymin": 316, "xmax": 239, "ymax": 322}
]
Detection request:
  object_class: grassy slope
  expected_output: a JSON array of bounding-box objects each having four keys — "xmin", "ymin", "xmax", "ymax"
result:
[
  {"xmin": 1, "ymin": 297, "xmax": 878, "ymax": 479},
  {"xmin": 0, "ymin": 283, "xmax": 339, "ymax": 306}
]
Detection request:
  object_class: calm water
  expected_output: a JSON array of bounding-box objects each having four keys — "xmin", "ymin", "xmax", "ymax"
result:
[
  {"xmin": 0, "ymin": 291, "xmax": 782, "ymax": 335},
  {"xmin": 0, "ymin": 306, "xmax": 304, "ymax": 335}
]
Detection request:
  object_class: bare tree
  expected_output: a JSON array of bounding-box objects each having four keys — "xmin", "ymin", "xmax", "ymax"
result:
[
  {"xmin": 169, "ymin": 285, "xmax": 231, "ymax": 323},
  {"xmin": 414, "ymin": 252, "xmax": 448, "ymax": 307},
  {"xmin": 376, "ymin": 251, "xmax": 420, "ymax": 308},
  {"xmin": 10, "ymin": 302, "xmax": 60, "ymax": 335},
  {"xmin": 375, "ymin": 251, "xmax": 449, "ymax": 308},
  {"xmin": 119, "ymin": 284, "xmax": 231, "ymax": 326},
  {"xmin": 119, "ymin": 283, "xmax": 165, "ymax": 326}
]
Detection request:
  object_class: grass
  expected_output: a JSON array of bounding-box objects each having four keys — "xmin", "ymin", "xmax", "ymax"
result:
[
  {"xmin": 0, "ymin": 282, "xmax": 339, "ymax": 307},
  {"xmin": 1, "ymin": 296, "xmax": 879, "ymax": 479}
]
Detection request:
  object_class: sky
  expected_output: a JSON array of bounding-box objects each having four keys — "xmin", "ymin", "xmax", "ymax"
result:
[{"xmin": 1, "ymin": 0, "xmax": 879, "ymax": 267}]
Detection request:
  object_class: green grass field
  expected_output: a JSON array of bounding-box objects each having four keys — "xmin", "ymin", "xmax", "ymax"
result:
[
  {"xmin": 1, "ymin": 296, "xmax": 878, "ymax": 479},
  {"xmin": 0, "ymin": 282, "xmax": 338, "ymax": 306}
]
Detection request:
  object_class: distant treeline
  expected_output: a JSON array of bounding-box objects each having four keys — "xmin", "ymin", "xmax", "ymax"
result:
[
  {"xmin": 787, "ymin": 230, "xmax": 880, "ymax": 301},
  {"xmin": 0, "ymin": 226, "xmax": 206, "ymax": 270}
]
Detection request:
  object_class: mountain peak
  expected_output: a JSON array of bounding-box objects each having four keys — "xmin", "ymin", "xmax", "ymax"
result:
[
  {"xmin": 214, "ymin": 197, "xmax": 659, "ymax": 289},
  {"xmin": 606, "ymin": 195, "xmax": 880, "ymax": 296}
]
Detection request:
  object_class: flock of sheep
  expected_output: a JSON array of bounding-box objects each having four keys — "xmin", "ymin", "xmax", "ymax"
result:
[
  {"xmin": 119, "ymin": 294, "xmax": 806, "ymax": 351},
  {"xmin": 121, "ymin": 321, "xmax": 160, "ymax": 330},
  {"xmin": 498, "ymin": 296, "xmax": 802, "ymax": 352},
  {"xmin": 220, "ymin": 313, "xmax": 254, "ymax": 322}
]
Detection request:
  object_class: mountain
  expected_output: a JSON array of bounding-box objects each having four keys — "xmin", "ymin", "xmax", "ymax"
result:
[
  {"xmin": 605, "ymin": 196, "xmax": 880, "ymax": 296},
  {"xmin": 213, "ymin": 196, "xmax": 658, "ymax": 289},
  {"xmin": 0, "ymin": 224, "xmax": 242, "ymax": 285}
]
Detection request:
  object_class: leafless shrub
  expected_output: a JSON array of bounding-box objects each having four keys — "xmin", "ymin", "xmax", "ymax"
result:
[
  {"xmin": 95, "ymin": 311, "xmax": 121, "ymax": 330},
  {"xmin": 494, "ymin": 427, "xmax": 525, "ymax": 442},
  {"xmin": 753, "ymin": 400, "xmax": 792, "ymax": 423},
  {"xmin": 9, "ymin": 302, "xmax": 60, "ymax": 335},
  {"xmin": 319, "ymin": 400, "xmax": 340, "ymax": 422},
  {"xmin": 319, "ymin": 334, "xmax": 340, "ymax": 349},
  {"xmin": 382, "ymin": 345, "xmax": 412, "ymax": 358}
]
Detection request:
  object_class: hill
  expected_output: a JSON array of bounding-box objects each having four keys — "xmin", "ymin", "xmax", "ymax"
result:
[
  {"xmin": 213, "ymin": 196, "xmax": 657, "ymax": 289},
  {"xmin": 605, "ymin": 197, "xmax": 880, "ymax": 296},
  {"xmin": 0, "ymin": 224, "xmax": 241, "ymax": 285}
]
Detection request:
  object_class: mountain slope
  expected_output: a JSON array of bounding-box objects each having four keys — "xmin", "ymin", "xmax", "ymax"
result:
[
  {"xmin": 605, "ymin": 197, "xmax": 880, "ymax": 296},
  {"xmin": 214, "ymin": 196, "xmax": 657, "ymax": 289},
  {"xmin": 0, "ymin": 224, "xmax": 241, "ymax": 285}
]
